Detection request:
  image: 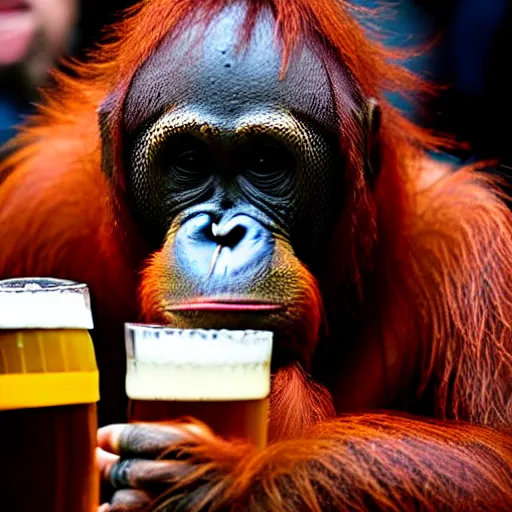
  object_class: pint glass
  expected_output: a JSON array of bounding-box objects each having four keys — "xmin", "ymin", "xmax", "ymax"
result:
[
  {"xmin": 125, "ymin": 324, "xmax": 273, "ymax": 448},
  {"xmin": 0, "ymin": 278, "xmax": 99, "ymax": 512}
]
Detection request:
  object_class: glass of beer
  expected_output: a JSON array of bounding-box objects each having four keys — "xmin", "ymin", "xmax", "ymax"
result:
[
  {"xmin": 125, "ymin": 324, "xmax": 273, "ymax": 448},
  {"xmin": 0, "ymin": 278, "xmax": 100, "ymax": 512}
]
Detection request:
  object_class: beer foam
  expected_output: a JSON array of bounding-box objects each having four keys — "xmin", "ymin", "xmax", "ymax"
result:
[
  {"xmin": 0, "ymin": 278, "xmax": 94, "ymax": 330},
  {"xmin": 125, "ymin": 325, "xmax": 273, "ymax": 401}
]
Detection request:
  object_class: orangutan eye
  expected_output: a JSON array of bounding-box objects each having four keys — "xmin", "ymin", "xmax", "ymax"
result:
[
  {"xmin": 173, "ymin": 149, "xmax": 205, "ymax": 174},
  {"xmin": 155, "ymin": 135, "xmax": 213, "ymax": 188},
  {"xmin": 243, "ymin": 140, "xmax": 295, "ymax": 196},
  {"xmin": 167, "ymin": 137, "xmax": 209, "ymax": 175}
]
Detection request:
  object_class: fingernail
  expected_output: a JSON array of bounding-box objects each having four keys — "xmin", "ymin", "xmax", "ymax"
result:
[{"xmin": 97, "ymin": 424, "xmax": 126, "ymax": 452}]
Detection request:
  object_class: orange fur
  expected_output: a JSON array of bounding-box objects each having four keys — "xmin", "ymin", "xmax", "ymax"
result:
[
  {"xmin": 151, "ymin": 413, "xmax": 512, "ymax": 511},
  {"xmin": 0, "ymin": 0, "xmax": 511, "ymax": 509}
]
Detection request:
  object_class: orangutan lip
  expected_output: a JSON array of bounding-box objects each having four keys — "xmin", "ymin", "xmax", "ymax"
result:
[{"xmin": 167, "ymin": 301, "xmax": 284, "ymax": 312}]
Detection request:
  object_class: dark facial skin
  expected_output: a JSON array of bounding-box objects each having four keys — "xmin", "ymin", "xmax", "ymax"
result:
[{"xmin": 120, "ymin": 2, "xmax": 358, "ymax": 361}]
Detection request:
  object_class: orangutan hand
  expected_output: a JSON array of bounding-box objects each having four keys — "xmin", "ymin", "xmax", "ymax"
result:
[{"xmin": 96, "ymin": 422, "xmax": 254, "ymax": 511}]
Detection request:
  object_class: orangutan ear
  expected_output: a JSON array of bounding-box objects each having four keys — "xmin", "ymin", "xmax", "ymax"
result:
[
  {"xmin": 98, "ymin": 89, "xmax": 124, "ymax": 183},
  {"xmin": 360, "ymin": 97, "xmax": 381, "ymax": 188}
]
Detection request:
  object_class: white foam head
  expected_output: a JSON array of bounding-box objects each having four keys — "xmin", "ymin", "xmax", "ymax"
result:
[
  {"xmin": 125, "ymin": 324, "xmax": 273, "ymax": 401},
  {"xmin": 0, "ymin": 278, "xmax": 94, "ymax": 330}
]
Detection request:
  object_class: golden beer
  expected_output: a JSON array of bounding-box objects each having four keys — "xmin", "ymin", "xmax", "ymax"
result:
[
  {"xmin": 125, "ymin": 325, "xmax": 273, "ymax": 448},
  {"xmin": 0, "ymin": 278, "xmax": 99, "ymax": 512}
]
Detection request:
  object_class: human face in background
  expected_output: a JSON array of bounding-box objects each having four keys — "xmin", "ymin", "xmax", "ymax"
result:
[{"xmin": 0, "ymin": 0, "xmax": 78, "ymax": 88}]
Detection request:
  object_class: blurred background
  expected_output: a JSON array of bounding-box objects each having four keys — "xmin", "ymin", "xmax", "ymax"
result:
[
  {"xmin": 0, "ymin": 0, "xmax": 138, "ymax": 147},
  {"xmin": 353, "ymin": 0, "xmax": 512, "ymax": 168},
  {"xmin": 1, "ymin": 0, "xmax": 512, "ymax": 168}
]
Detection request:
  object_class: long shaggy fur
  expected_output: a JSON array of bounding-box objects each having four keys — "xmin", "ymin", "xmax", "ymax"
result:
[{"xmin": 0, "ymin": 0, "xmax": 511, "ymax": 510}]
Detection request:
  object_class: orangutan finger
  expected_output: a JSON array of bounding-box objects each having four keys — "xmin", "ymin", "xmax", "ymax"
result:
[
  {"xmin": 98, "ymin": 423, "xmax": 205, "ymax": 459},
  {"xmin": 109, "ymin": 458, "xmax": 199, "ymax": 490},
  {"xmin": 108, "ymin": 489, "xmax": 152, "ymax": 511}
]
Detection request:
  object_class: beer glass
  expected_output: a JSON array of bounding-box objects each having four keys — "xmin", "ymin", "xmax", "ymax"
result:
[
  {"xmin": 125, "ymin": 324, "xmax": 273, "ymax": 448},
  {"xmin": 0, "ymin": 278, "xmax": 99, "ymax": 512}
]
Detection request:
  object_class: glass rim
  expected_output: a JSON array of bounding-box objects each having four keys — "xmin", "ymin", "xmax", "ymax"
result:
[
  {"xmin": 0, "ymin": 277, "xmax": 94, "ymax": 330},
  {"xmin": 124, "ymin": 324, "xmax": 274, "ymax": 366}
]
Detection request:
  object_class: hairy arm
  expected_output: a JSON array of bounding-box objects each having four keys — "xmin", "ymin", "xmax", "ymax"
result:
[
  {"xmin": 99, "ymin": 413, "xmax": 512, "ymax": 512},
  {"xmin": 413, "ymin": 165, "xmax": 512, "ymax": 425},
  {"xmin": 231, "ymin": 414, "xmax": 512, "ymax": 512}
]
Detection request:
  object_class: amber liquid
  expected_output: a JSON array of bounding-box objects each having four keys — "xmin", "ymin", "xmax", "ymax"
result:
[
  {"xmin": 0, "ymin": 404, "xmax": 98, "ymax": 512},
  {"xmin": 0, "ymin": 329, "xmax": 99, "ymax": 512},
  {"xmin": 129, "ymin": 398, "xmax": 269, "ymax": 449}
]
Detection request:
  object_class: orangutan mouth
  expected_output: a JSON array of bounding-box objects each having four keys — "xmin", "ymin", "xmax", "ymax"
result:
[{"xmin": 166, "ymin": 299, "xmax": 285, "ymax": 312}]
